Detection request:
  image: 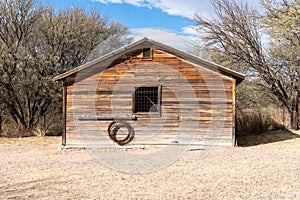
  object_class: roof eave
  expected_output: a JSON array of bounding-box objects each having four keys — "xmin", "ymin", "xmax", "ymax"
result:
[
  {"xmin": 52, "ymin": 38, "xmax": 151, "ymax": 81},
  {"xmin": 53, "ymin": 37, "xmax": 246, "ymax": 83}
]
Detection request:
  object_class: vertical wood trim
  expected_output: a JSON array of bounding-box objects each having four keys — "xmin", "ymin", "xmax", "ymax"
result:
[
  {"xmin": 158, "ymin": 85, "xmax": 162, "ymax": 117},
  {"xmin": 232, "ymin": 78, "xmax": 236, "ymax": 146},
  {"xmin": 62, "ymin": 85, "xmax": 67, "ymax": 146},
  {"xmin": 132, "ymin": 87, "xmax": 136, "ymax": 114},
  {"xmin": 297, "ymin": 91, "xmax": 299, "ymax": 130}
]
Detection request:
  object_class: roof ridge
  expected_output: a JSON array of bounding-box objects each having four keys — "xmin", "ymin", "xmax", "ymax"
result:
[{"xmin": 53, "ymin": 38, "xmax": 245, "ymax": 82}]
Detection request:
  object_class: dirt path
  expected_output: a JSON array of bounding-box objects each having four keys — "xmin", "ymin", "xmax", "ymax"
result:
[{"xmin": 0, "ymin": 131, "xmax": 300, "ymax": 199}]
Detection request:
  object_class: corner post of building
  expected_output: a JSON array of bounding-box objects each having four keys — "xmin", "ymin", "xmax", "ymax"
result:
[
  {"xmin": 232, "ymin": 78, "xmax": 237, "ymax": 146},
  {"xmin": 62, "ymin": 84, "xmax": 67, "ymax": 146}
]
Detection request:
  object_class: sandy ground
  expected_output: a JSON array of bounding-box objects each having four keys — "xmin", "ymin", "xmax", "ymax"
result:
[{"xmin": 0, "ymin": 130, "xmax": 300, "ymax": 199}]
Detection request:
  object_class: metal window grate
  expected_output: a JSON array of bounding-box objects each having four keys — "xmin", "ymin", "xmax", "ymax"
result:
[{"xmin": 134, "ymin": 87, "xmax": 158, "ymax": 113}]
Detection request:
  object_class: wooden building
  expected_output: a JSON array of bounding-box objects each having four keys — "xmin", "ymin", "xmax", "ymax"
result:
[{"xmin": 53, "ymin": 38, "xmax": 245, "ymax": 147}]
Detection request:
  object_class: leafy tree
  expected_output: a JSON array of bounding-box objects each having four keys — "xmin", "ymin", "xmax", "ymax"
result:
[
  {"xmin": 0, "ymin": 0, "xmax": 130, "ymax": 136},
  {"xmin": 193, "ymin": 0, "xmax": 299, "ymax": 129}
]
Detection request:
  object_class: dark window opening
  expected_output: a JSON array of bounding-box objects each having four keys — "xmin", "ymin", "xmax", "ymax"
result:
[
  {"xmin": 134, "ymin": 87, "xmax": 160, "ymax": 113},
  {"xmin": 142, "ymin": 48, "xmax": 152, "ymax": 59}
]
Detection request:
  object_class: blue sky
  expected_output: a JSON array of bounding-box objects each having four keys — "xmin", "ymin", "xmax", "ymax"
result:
[
  {"xmin": 39, "ymin": 0, "xmax": 260, "ymax": 50},
  {"xmin": 39, "ymin": 0, "xmax": 202, "ymax": 33}
]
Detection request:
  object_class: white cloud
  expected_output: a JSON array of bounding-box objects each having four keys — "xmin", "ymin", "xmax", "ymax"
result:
[
  {"xmin": 94, "ymin": 0, "xmax": 122, "ymax": 4},
  {"xmin": 146, "ymin": 0, "xmax": 207, "ymax": 19},
  {"xmin": 93, "ymin": 0, "xmax": 261, "ymax": 19},
  {"xmin": 121, "ymin": 0, "xmax": 147, "ymax": 7},
  {"xmin": 128, "ymin": 27, "xmax": 212, "ymax": 59},
  {"xmin": 128, "ymin": 27, "xmax": 194, "ymax": 51},
  {"xmin": 93, "ymin": 0, "xmax": 212, "ymax": 18},
  {"xmin": 182, "ymin": 26, "xmax": 198, "ymax": 36}
]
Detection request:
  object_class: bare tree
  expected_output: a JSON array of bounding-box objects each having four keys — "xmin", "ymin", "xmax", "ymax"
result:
[
  {"xmin": 262, "ymin": 0, "xmax": 300, "ymax": 129},
  {"xmin": 193, "ymin": 0, "xmax": 299, "ymax": 129},
  {"xmin": 0, "ymin": 0, "xmax": 130, "ymax": 136}
]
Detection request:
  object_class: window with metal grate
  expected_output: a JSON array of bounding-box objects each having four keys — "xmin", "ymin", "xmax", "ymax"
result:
[{"xmin": 134, "ymin": 87, "xmax": 160, "ymax": 113}]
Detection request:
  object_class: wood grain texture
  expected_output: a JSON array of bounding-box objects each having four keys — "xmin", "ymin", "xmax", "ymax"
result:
[{"xmin": 63, "ymin": 48, "xmax": 237, "ymax": 147}]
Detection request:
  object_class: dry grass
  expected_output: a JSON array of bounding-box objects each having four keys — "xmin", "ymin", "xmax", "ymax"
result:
[
  {"xmin": 236, "ymin": 109, "xmax": 286, "ymax": 135},
  {"xmin": 0, "ymin": 136, "xmax": 61, "ymax": 146}
]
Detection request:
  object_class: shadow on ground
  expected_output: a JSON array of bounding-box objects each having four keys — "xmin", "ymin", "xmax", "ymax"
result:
[{"xmin": 237, "ymin": 129, "xmax": 300, "ymax": 147}]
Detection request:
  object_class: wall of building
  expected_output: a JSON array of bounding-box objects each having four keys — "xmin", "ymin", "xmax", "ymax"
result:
[{"xmin": 64, "ymin": 48, "xmax": 235, "ymax": 147}]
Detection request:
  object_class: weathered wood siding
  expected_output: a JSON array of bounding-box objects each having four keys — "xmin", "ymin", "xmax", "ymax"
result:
[{"xmin": 64, "ymin": 48, "xmax": 235, "ymax": 147}]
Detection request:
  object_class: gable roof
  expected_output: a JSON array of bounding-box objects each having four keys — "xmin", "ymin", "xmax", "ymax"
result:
[{"xmin": 53, "ymin": 38, "xmax": 245, "ymax": 83}]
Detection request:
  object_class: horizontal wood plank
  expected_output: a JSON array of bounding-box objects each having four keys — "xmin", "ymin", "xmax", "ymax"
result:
[{"xmin": 64, "ymin": 48, "xmax": 235, "ymax": 147}]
